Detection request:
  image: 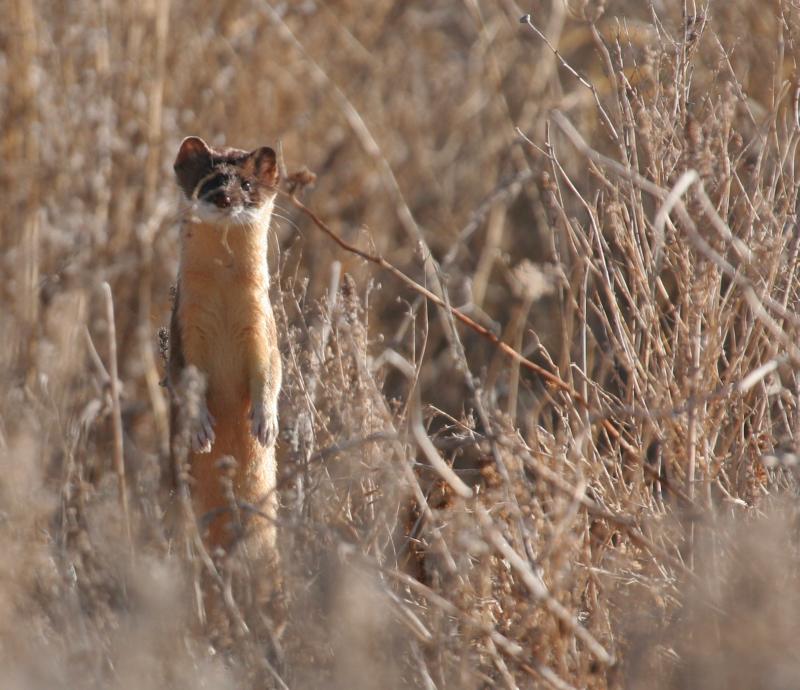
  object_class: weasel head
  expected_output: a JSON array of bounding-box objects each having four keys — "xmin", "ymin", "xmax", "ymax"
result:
[{"xmin": 174, "ymin": 136, "xmax": 279, "ymax": 226}]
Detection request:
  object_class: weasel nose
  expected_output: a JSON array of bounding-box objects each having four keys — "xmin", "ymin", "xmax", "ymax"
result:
[{"xmin": 213, "ymin": 192, "xmax": 231, "ymax": 208}]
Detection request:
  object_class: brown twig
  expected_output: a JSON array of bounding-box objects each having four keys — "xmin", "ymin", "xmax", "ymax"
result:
[
  {"xmin": 520, "ymin": 13, "xmax": 619, "ymax": 141},
  {"xmin": 102, "ymin": 282, "xmax": 133, "ymax": 557},
  {"xmin": 283, "ymin": 189, "xmax": 651, "ymax": 464},
  {"xmin": 475, "ymin": 504, "xmax": 615, "ymax": 666},
  {"xmin": 284, "ymin": 191, "xmax": 575, "ymax": 396},
  {"xmin": 379, "ymin": 563, "xmax": 578, "ymax": 690}
]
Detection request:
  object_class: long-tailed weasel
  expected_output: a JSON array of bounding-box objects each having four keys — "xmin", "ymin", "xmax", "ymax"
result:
[{"xmin": 168, "ymin": 136, "xmax": 281, "ymax": 556}]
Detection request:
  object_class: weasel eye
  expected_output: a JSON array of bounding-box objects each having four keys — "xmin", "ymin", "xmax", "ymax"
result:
[{"xmin": 241, "ymin": 179, "xmax": 251, "ymax": 192}]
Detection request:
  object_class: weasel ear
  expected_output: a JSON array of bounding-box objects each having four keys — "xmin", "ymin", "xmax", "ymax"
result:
[
  {"xmin": 251, "ymin": 146, "xmax": 279, "ymax": 188},
  {"xmin": 174, "ymin": 136, "xmax": 212, "ymax": 197}
]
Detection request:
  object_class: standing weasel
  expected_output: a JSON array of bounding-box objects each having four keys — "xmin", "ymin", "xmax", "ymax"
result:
[{"xmin": 168, "ymin": 136, "xmax": 281, "ymax": 556}]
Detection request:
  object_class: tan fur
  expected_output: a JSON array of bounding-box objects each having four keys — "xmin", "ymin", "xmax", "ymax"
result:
[{"xmin": 173, "ymin": 208, "xmax": 281, "ymax": 554}]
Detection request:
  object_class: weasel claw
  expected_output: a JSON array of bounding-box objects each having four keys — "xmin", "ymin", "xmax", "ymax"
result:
[
  {"xmin": 190, "ymin": 405, "xmax": 216, "ymax": 453},
  {"xmin": 250, "ymin": 401, "xmax": 278, "ymax": 447}
]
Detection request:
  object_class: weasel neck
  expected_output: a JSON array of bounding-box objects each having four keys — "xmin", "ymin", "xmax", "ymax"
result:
[{"xmin": 179, "ymin": 206, "xmax": 272, "ymax": 284}]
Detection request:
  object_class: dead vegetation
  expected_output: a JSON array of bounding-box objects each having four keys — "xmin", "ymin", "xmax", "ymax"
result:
[{"xmin": 4, "ymin": 1, "xmax": 800, "ymax": 688}]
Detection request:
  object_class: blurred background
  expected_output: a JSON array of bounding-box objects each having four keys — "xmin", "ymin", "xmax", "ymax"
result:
[{"xmin": 4, "ymin": 1, "xmax": 800, "ymax": 688}]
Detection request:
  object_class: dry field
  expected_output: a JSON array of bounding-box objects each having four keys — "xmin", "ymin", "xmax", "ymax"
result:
[{"xmin": 4, "ymin": 1, "xmax": 800, "ymax": 688}]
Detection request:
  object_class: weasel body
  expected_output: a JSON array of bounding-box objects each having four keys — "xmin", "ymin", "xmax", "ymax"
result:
[{"xmin": 168, "ymin": 136, "xmax": 281, "ymax": 554}]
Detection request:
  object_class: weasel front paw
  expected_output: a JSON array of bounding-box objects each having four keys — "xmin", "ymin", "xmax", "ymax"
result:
[
  {"xmin": 191, "ymin": 404, "xmax": 216, "ymax": 453},
  {"xmin": 250, "ymin": 401, "xmax": 278, "ymax": 447}
]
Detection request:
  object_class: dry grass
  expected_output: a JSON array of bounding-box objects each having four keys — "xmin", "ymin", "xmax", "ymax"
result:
[{"xmin": 4, "ymin": 1, "xmax": 800, "ymax": 688}]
